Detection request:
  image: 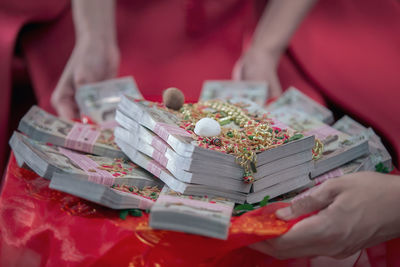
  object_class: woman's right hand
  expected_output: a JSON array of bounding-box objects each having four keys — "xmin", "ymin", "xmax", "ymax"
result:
[
  {"xmin": 233, "ymin": 46, "xmax": 283, "ymax": 99},
  {"xmin": 51, "ymin": 38, "xmax": 120, "ymax": 120}
]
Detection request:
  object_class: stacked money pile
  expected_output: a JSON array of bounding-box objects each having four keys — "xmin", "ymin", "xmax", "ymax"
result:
[
  {"xmin": 267, "ymin": 107, "xmax": 370, "ymax": 178},
  {"xmin": 149, "ymin": 187, "xmax": 234, "ymax": 240},
  {"xmin": 18, "ymin": 106, "xmax": 125, "ymax": 158},
  {"xmin": 114, "ymin": 94, "xmax": 316, "ymax": 204},
  {"xmin": 282, "ymin": 115, "xmax": 393, "ymax": 203},
  {"xmin": 9, "ymin": 78, "xmax": 393, "ymax": 240},
  {"xmin": 10, "ymin": 131, "xmax": 162, "ymax": 209},
  {"xmin": 12, "ymin": 77, "xmax": 163, "ymax": 210}
]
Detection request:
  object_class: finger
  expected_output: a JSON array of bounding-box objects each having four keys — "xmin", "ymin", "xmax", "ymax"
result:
[
  {"xmin": 51, "ymin": 87, "xmax": 79, "ymax": 120},
  {"xmin": 268, "ymin": 74, "xmax": 282, "ymax": 99},
  {"xmin": 276, "ymin": 180, "xmax": 341, "ymax": 220},
  {"xmin": 56, "ymin": 100, "xmax": 79, "ymax": 120},
  {"xmin": 252, "ymin": 213, "xmax": 333, "ymax": 259},
  {"xmin": 232, "ymin": 59, "xmax": 243, "ymax": 80},
  {"xmin": 52, "ymin": 76, "xmax": 79, "ymax": 120},
  {"xmin": 74, "ymin": 71, "xmax": 94, "ymax": 87}
]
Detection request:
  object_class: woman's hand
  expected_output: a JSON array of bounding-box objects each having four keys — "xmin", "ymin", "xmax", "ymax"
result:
[
  {"xmin": 249, "ymin": 172, "xmax": 400, "ymax": 259},
  {"xmin": 233, "ymin": 47, "xmax": 282, "ymax": 99},
  {"xmin": 233, "ymin": 0, "xmax": 319, "ymax": 100},
  {"xmin": 51, "ymin": 0, "xmax": 118, "ymax": 120},
  {"xmin": 51, "ymin": 39, "xmax": 119, "ymax": 120}
]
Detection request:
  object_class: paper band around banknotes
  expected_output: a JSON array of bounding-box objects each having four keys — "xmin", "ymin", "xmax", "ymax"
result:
[
  {"xmin": 64, "ymin": 123, "xmax": 101, "ymax": 153},
  {"xmin": 151, "ymin": 136, "xmax": 168, "ymax": 153},
  {"xmin": 147, "ymin": 160, "xmax": 163, "ymax": 177},
  {"xmin": 152, "ymin": 149, "xmax": 168, "ymax": 168},
  {"xmin": 59, "ymin": 147, "xmax": 115, "ymax": 185},
  {"xmin": 154, "ymin": 122, "xmax": 191, "ymax": 142},
  {"xmin": 156, "ymin": 195, "xmax": 233, "ymax": 216},
  {"xmin": 100, "ymin": 120, "xmax": 119, "ymax": 130}
]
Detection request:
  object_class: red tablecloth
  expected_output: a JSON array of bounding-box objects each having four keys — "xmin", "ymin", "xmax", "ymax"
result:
[
  {"xmin": 0, "ymin": 153, "xmax": 301, "ymax": 266},
  {"xmin": 2, "ymin": 153, "xmax": 400, "ymax": 266}
]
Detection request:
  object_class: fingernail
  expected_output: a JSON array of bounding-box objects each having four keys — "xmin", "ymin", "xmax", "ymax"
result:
[{"xmin": 276, "ymin": 207, "xmax": 293, "ymax": 220}]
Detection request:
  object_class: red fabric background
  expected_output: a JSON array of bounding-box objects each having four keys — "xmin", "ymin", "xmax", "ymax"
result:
[
  {"xmin": 1, "ymin": 0, "xmax": 400, "ymax": 265},
  {"xmin": 1, "ymin": 153, "xmax": 302, "ymax": 266},
  {"xmin": 2, "ymin": 0, "xmax": 399, "ymax": 175}
]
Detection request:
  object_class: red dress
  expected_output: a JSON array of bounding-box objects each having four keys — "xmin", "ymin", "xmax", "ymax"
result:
[{"xmin": 0, "ymin": 0, "xmax": 400, "ymax": 265}]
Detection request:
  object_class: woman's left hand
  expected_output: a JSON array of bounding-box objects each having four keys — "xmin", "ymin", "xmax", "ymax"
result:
[{"xmin": 249, "ymin": 172, "xmax": 400, "ymax": 259}]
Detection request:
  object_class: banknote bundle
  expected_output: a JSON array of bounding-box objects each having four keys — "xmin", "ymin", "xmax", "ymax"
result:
[
  {"xmin": 75, "ymin": 76, "xmax": 143, "ymax": 127},
  {"xmin": 149, "ymin": 186, "xmax": 234, "ymax": 240},
  {"xmin": 10, "ymin": 131, "xmax": 162, "ymax": 210},
  {"xmin": 9, "ymin": 78, "xmax": 395, "ymax": 240},
  {"xmin": 199, "ymin": 80, "xmax": 268, "ymax": 106},
  {"xmin": 308, "ymin": 116, "xmax": 392, "ymax": 185},
  {"xmin": 268, "ymin": 107, "xmax": 370, "ymax": 178},
  {"xmin": 266, "ymin": 87, "xmax": 334, "ymax": 124},
  {"xmin": 333, "ymin": 116, "xmax": 392, "ymax": 171},
  {"xmin": 282, "ymin": 116, "xmax": 393, "ymax": 202},
  {"xmin": 18, "ymin": 106, "xmax": 125, "ymax": 158},
  {"xmin": 115, "ymin": 95, "xmax": 316, "ymax": 204}
]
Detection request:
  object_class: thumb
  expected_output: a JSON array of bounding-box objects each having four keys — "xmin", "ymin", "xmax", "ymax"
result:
[
  {"xmin": 276, "ymin": 180, "xmax": 341, "ymax": 221},
  {"xmin": 268, "ymin": 73, "xmax": 282, "ymax": 99},
  {"xmin": 232, "ymin": 59, "xmax": 243, "ymax": 81},
  {"xmin": 74, "ymin": 71, "xmax": 94, "ymax": 87},
  {"xmin": 52, "ymin": 78, "xmax": 79, "ymax": 120},
  {"xmin": 56, "ymin": 100, "xmax": 79, "ymax": 120}
]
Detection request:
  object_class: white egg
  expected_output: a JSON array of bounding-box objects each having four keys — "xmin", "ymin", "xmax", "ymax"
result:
[{"xmin": 194, "ymin": 118, "xmax": 221, "ymax": 137}]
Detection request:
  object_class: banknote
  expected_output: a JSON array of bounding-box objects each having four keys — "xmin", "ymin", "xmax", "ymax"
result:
[
  {"xmin": 18, "ymin": 106, "xmax": 124, "ymax": 158},
  {"xmin": 149, "ymin": 186, "xmax": 234, "ymax": 240},
  {"xmin": 75, "ymin": 76, "xmax": 143, "ymax": 126},
  {"xmin": 268, "ymin": 107, "xmax": 369, "ymax": 177},
  {"xmin": 266, "ymin": 87, "xmax": 334, "ymax": 124},
  {"xmin": 200, "ymin": 80, "xmax": 268, "ymax": 106},
  {"xmin": 333, "ymin": 116, "xmax": 392, "ymax": 170}
]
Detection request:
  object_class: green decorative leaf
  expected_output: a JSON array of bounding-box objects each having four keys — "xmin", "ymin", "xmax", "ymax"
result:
[
  {"xmin": 234, "ymin": 203, "xmax": 254, "ymax": 211},
  {"xmin": 232, "ymin": 211, "xmax": 248, "ymax": 216},
  {"xmin": 289, "ymin": 133, "xmax": 304, "ymax": 142},
  {"xmin": 260, "ymin": 195, "xmax": 270, "ymax": 207},
  {"xmin": 129, "ymin": 209, "xmax": 143, "ymax": 217},
  {"xmin": 219, "ymin": 118, "xmax": 232, "ymax": 126},
  {"xmin": 375, "ymin": 162, "xmax": 389, "ymax": 173},
  {"xmin": 119, "ymin": 210, "xmax": 129, "ymax": 220}
]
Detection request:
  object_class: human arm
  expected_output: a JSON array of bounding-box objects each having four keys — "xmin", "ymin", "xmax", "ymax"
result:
[
  {"xmin": 234, "ymin": 0, "xmax": 317, "ymax": 99},
  {"xmin": 249, "ymin": 172, "xmax": 400, "ymax": 259},
  {"xmin": 51, "ymin": 0, "xmax": 119, "ymax": 119}
]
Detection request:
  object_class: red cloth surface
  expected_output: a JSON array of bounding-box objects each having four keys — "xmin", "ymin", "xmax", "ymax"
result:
[
  {"xmin": 0, "ymin": 153, "xmax": 301, "ymax": 266},
  {"xmin": 2, "ymin": 152, "xmax": 400, "ymax": 266},
  {"xmin": 1, "ymin": 0, "xmax": 400, "ymax": 265}
]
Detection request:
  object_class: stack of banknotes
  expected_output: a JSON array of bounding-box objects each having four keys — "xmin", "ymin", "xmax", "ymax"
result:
[
  {"xmin": 75, "ymin": 76, "xmax": 142, "ymax": 127},
  {"xmin": 8, "ymin": 77, "xmax": 393, "ymax": 240},
  {"xmin": 10, "ymin": 131, "xmax": 162, "ymax": 210},
  {"xmin": 114, "ymin": 94, "xmax": 317, "ymax": 204}
]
